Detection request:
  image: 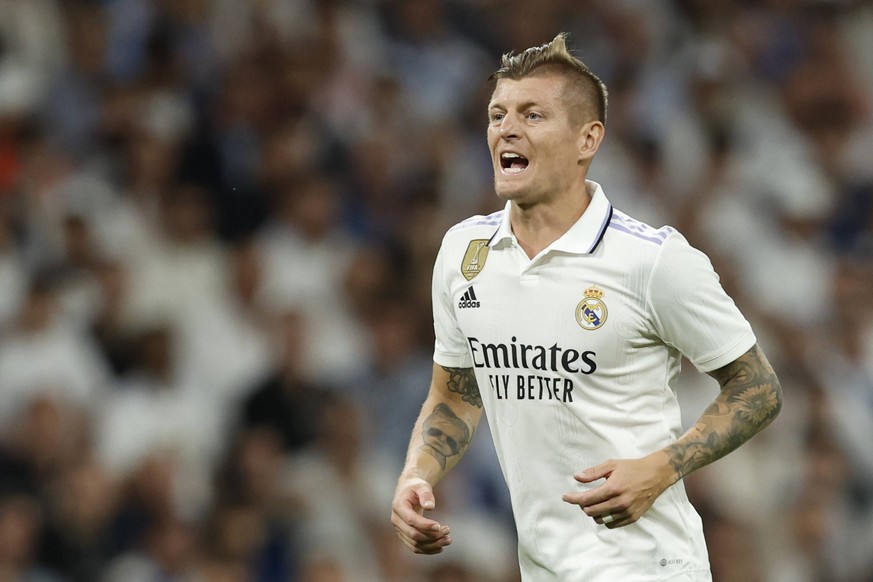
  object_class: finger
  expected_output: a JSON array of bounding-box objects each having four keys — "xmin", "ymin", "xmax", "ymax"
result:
[
  {"xmin": 393, "ymin": 495, "xmax": 444, "ymax": 532},
  {"xmin": 405, "ymin": 481, "xmax": 436, "ymax": 512},
  {"xmin": 392, "ymin": 508, "xmax": 448, "ymax": 541},
  {"xmin": 399, "ymin": 529, "xmax": 452, "ymax": 552},
  {"xmin": 396, "ymin": 528, "xmax": 452, "ymax": 554},
  {"xmin": 392, "ymin": 496, "xmax": 449, "ymax": 535},
  {"xmin": 602, "ymin": 514, "xmax": 635, "ymax": 529},
  {"xmin": 574, "ymin": 461, "xmax": 614, "ymax": 484},
  {"xmin": 417, "ymin": 487, "xmax": 436, "ymax": 511},
  {"xmin": 564, "ymin": 483, "xmax": 615, "ymax": 509},
  {"xmin": 581, "ymin": 499, "xmax": 617, "ymax": 517},
  {"xmin": 593, "ymin": 512, "xmax": 635, "ymax": 529},
  {"xmin": 397, "ymin": 506, "xmax": 442, "ymax": 533},
  {"xmin": 592, "ymin": 511, "xmax": 626, "ymax": 525},
  {"xmin": 560, "ymin": 490, "xmax": 608, "ymax": 509},
  {"xmin": 393, "ymin": 523, "xmax": 448, "ymax": 546},
  {"xmin": 564, "ymin": 499, "xmax": 619, "ymax": 527}
]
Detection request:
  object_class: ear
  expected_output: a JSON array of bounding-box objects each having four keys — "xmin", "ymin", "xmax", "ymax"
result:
[{"xmin": 577, "ymin": 121, "xmax": 605, "ymax": 165}]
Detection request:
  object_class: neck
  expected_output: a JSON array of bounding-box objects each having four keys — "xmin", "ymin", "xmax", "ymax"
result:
[{"xmin": 510, "ymin": 183, "xmax": 592, "ymax": 258}]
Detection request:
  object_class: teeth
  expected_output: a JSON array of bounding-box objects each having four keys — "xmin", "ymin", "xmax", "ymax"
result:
[{"xmin": 500, "ymin": 151, "xmax": 528, "ymax": 174}]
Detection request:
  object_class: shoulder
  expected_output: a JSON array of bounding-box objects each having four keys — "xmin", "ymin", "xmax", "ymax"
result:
[
  {"xmin": 439, "ymin": 208, "xmax": 505, "ymax": 250},
  {"xmin": 606, "ymin": 209, "xmax": 677, "ymax": 248},
  {"xmin": 446, "ymin": 208, "xmax": 505, "ymax": 236},
  {"xmin": 603, "ymin": 209, "xmax": 707, "ymax": 282},
  {"xmin": 433, "ymin": 210, "xmax": 503, "ymax": 283}
]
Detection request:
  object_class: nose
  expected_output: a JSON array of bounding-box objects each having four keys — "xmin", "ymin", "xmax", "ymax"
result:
[{"xmin": 499, "ymin": 115, "xmax": 520, "ymax": 140}]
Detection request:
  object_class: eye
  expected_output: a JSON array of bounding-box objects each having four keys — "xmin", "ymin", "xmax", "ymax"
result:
[
  {"xmin": 489, "ymin": 112, "xmax": 504, "ymax": 123},
  {"xmin": 526, "ymin": 111, "xmax": 542, "ymax": 121}
]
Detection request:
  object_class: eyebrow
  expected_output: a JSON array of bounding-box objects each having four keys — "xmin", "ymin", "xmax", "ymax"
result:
[{"xmin": 488, "ymin": 100, "xmax": 543, "ymax": 111}]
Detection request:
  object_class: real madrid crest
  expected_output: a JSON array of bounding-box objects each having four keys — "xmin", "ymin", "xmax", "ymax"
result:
[
  {"xmin": 576, "ymin": 285, "xmax": 608, "ymax": 330},
  {"xmin": 460, "ymin": 239, "xmax": 490, "ymax": 281}
]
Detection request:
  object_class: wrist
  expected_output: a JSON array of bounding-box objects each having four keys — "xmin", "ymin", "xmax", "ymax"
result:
[
  {"xmin": 398, "ymin": 466, "xmax": 438, "ymax": 491},
  {"xmin": 650, "ymin": 449, "xmax": 682, "ymax": 488},
  {"xmin": 401, "ymin": 448, "xmax": 445, "ymax": 486}
]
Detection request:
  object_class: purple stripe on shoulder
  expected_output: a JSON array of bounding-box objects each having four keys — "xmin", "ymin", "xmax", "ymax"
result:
[
  {"xmin": 449, "ymin": 211, "xmax": 505, "ymax": 232},
  {"xmin": 612, "ymin": 213, "xmax": 659, "ymax": 233},
  {"xmin": 608, "ymin": 221, "xmax": 668, "ymax": 245},
  {"xmin": 610, "ymin": 213, "xmax": 672, "ymax": 242}
]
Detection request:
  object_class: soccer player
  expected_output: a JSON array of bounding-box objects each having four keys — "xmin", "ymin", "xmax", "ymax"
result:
[{"xmin": 390, "ymin": 33, "xmax": 782, "ymax": 581}]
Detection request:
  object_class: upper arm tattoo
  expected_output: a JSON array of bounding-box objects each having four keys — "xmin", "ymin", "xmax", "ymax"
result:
[
  {"xmin": 666, "ymin": 344, "xmax": 782, "ymax": 479},
  {"xmin": 441, "ymin": 366, "xmax": 482, "ymax": 408}
]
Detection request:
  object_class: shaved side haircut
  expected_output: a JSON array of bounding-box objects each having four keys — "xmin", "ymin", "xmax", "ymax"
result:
[{"xmin": 489, "ymin": 32, "xmax": 608, "ymax": 126}]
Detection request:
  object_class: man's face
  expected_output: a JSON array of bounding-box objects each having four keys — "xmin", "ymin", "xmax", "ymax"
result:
[
  {"xmin": 487, "ymin": 73, "xmax": 588, "ymax": 206},
  {"xmin": 423, "ymin": 410, "xmax": 467, "ymax": 459},
  {"xmin": 421, "ymin": 403, "xmax": 470, "ymax": 468}
]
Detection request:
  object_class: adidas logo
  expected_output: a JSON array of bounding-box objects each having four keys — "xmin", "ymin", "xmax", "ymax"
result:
[{"xmin": 458, "ymin": 286, "xmax": 480, "ymax": 309}]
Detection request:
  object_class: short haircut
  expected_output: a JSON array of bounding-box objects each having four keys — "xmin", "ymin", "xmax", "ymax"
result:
[{"xmin": 489, "ymin": 32, "xmax": 608, "ymax": 125}]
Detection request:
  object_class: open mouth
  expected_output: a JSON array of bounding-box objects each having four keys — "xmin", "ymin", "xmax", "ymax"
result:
[{"xmin": 500, "ymin": 152, "xmax": 529, "ymax": 174}]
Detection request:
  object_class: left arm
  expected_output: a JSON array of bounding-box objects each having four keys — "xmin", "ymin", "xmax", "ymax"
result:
[
  {"xmin": 563, "ymin": 344, "xmax": 782, "ymax": 528},
  {"xmin": 662, "ymin": 343, "xmax": 782, "ymax": 478}
]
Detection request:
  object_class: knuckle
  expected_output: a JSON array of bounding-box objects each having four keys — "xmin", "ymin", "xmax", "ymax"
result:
[{"xmin": 413, "ymin": 530, "xmax": 438, "ymax": 543}]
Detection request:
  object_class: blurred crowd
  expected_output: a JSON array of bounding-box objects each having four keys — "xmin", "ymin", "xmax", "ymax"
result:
[{"xmin": 0, "ymin": 0, "xmax": 872, "ymax": 580}]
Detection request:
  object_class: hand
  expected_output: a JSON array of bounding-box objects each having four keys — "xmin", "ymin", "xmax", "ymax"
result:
[
  {"xmin": 391, "ymin": 477, "xmax": 452, "ymax": 554},
  {"xmin": 561, "ymin": 453, "xmax": 677, "ymax": 528}
]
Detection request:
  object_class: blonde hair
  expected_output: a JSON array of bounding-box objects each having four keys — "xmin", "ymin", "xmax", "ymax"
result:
[{"xmin": 489, "ymin": 32, "xmax": 608, "ymax": 124}]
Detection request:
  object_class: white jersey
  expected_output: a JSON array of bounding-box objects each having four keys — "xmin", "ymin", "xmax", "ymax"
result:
[{"xmin": 432, "ymin": 181, "xmax": 755, "ymax": 582}]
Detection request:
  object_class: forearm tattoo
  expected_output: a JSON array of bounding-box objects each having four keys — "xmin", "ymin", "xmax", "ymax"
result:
[
  {"xmin": 419, "ymin": 403, "xmax": 473, "ymax": 469},
  {"xmin": 441, "ymin": 366, "xmax": 483, "ymax": 408},
  {"xmin": 417, "ymin": 367, "xmax": 481, "ymax": 469},
  {"xmin": 666, "ymin": 345, "xmax": 782, "ymax": 479}
]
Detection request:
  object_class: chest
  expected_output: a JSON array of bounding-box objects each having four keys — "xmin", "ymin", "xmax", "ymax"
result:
[{"xmin": 450, "ymin": 247, "xmax": 656, "ymax": 374}]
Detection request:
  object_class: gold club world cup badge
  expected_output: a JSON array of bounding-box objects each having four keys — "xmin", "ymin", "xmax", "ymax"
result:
[
  {"xmin": 576, "ymin": 285, "xmax": 608, "ymax": 330},
  {"xmin": 461, "ymin": 239, "xmax": 490, "ymax": 281}
]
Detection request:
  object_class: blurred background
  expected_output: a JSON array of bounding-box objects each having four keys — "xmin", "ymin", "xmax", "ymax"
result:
[{"xmin": 0, "ymin": 0, "xmax": 872, "ymax": 580}]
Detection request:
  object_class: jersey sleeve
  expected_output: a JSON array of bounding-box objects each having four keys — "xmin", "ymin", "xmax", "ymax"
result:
[
  {"xmin": 646, "ymin": 232, "xmax": 756, "ymax": 373},
  {"xmin": 432, "ymin": 242, "xmax": 474, "ymax": 368}
]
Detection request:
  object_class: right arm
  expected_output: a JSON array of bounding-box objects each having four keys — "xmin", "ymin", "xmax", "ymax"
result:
[{"xmin": 391, "ymin": 363, "xmax": 484, "ymax": 554}]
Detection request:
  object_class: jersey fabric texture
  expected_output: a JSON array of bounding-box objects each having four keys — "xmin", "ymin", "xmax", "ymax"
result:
[{"xmin": 432, "ymin": 181, "xmax": 755, "ymax": 582}]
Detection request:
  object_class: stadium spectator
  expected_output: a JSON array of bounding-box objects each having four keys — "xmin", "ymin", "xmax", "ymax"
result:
[{"xmin": 0, "ymin": 1, "xmax": 871, "ymax": 580}]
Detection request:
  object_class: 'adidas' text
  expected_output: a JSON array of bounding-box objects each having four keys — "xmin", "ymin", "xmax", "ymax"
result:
[{"xmin": 458, "ymin": 286, "xmax": 480, "ymax": 309}]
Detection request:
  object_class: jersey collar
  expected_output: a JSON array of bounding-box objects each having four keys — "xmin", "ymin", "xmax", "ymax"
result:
[{"xmin": 488, "ymin": 180, "xmax": 613, "ymax": 255}]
